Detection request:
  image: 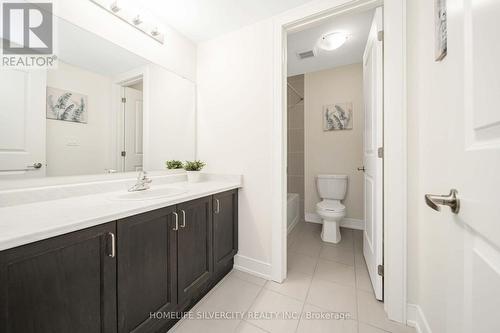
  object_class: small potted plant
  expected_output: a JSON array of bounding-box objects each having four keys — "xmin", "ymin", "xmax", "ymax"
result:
[
  {"xmin": 184, "ymin": 160, "xmax": 206, "ymax": 183},
  {"xmin": 166, "ymin": 160, "xmax": 184, "ymax": 170}
]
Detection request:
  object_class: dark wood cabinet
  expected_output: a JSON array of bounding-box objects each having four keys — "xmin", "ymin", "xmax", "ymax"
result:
[
  {"xmin": 0, "ymin": 190, "xmax": 238, "ymax": 333},
  {"xmin": 0, "ymin": 222, "xmax": 117, "ymax": 333},
  {"xmin": 176, "ymin": 196, "xmax": 213, "ymax": 306},
  {"xmin": 213, "ymin": 190, "xmax": 238, "ymax": 278},
  {"xmin": 116, "ymin": 206, "xmax": 178, "ymax": 333}
]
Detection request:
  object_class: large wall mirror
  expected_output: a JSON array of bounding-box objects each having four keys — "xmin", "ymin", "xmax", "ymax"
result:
[{"xmin": 0, "ymin": 15, "xmax": 196, "ymax": 179}]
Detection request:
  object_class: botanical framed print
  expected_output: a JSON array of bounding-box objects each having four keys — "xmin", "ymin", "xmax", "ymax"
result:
[
  {"xmin": 435, "ymin": 0, "xmax": 447, "ymax": 61},
  {"xmin": 323, "ymin": 103, "xmax": 353, "ymax": 131},
  {"xmin": 46, "ymin": 87, "xmax": 88, "ymax": 123}
]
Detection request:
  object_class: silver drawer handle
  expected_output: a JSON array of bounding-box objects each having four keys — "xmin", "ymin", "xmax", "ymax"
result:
[
  {"xmin": 425, "ymin": 189, "xmax": 460, "ymax": 214},
  {"xmin": 215, "ymin": 199, "xmax": 220, "ymax": 214},
  {"xmin": 108, "ymin": 232, "xmax": 116, "ymax": 258},
  {"xmin": 172, "ymin": 212, "xmax": 179, "ymax": 231},
  {"xmin": 180, "ymin": 210, "xmax": 186, "ymax": 228}
]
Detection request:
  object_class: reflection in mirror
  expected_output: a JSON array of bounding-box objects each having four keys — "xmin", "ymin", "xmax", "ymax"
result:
[{"xmin": 0, "ymin": 15, "xmax": 196, "ymax": 180}]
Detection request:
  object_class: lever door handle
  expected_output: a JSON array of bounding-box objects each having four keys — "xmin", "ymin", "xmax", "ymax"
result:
[
  {"xmin": 357, "ymin": 166, "xmax": 365, "ymax": 172},
  {"xmin": 425, "ymin": 189, "xmax": 460, "ymax": 214}
]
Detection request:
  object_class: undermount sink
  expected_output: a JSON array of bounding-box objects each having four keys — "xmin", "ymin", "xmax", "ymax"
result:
[{"xmin": 112, "ymin": 186, "xmax": 188, "ymax": 201}]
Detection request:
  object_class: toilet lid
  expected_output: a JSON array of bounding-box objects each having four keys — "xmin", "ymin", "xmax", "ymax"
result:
[{"xmin": 317, "ymin": 201, "xmax": 346, "ymax": 212}]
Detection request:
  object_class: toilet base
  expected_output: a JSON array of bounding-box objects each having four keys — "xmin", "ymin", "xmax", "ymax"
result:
[{"xmin": 321, "ymin": 220, "xmax": 342, "ymax": 244}]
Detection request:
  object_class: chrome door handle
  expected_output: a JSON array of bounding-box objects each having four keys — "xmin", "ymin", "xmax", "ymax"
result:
[
  {"xmin": 357, "ymin": 166, "xmax": 365, "ymax": 172},
  {"xmin": 27, "ymin": 162, "xmax": 43, "ymax": 169},
  {"xmin": 215, "ymin": 199, "xmax": 220, "ymax": 214},
  {"xmin": 425, "ymin": 189, "xmax": 460, "ymax": 214},
  {"xmin": 108, "ymin": 232, "xmax": 116, "ymax": 258},
  {"xmin": 180, "ymin": 210, "xmax": 186, "ymax": 228},
  {"xmin": 172, "ymin": 212, "xmax": 179, "ymax": 230}
]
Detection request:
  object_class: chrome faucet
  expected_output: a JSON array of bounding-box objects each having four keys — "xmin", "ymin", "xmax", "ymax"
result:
[{"xmin": 128, "ymin": 171, "xmax": 152, "ymax": 192}]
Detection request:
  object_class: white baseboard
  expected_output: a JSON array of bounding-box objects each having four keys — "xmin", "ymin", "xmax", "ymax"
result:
[
  {"xmin": 407, "ymin": 304, "xmax": 432, "ymax": 333},
  {"xmin": 305, "ymin": 212, "xmax": 322, "ymax": 223},
  {"xmin": 234, "ymin": 254, "xmax": 271, "ymax": 280},
  {"xmin": 305, "ymin": 212, "xmax": 364, "ymax": 230}
]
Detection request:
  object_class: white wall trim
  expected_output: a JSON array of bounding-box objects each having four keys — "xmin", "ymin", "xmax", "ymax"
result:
[
  {"xmin": 383, "ymin": 0, "xmax": 408, "ymax": 323},
  {"xmin": 305, "ymin": 213, "xmax": 365, "ymax": 230},
  {"xmin": 342, "ymin": 218, "xmax": 365, "ymax": 230},
  {"xmin": 305, "ymin": 212, "xmax": 322, "ymax": 223},
  {"xmin": 234, "ymin": 254, "xmax": 272, "ymax": 280},
  {"xmin": 272, "ymin": 0, "xmax": 407, "ymax": 324},
  {"xmin": 407, "ymin": 304, "xmax": 432, "ymax": 333}
]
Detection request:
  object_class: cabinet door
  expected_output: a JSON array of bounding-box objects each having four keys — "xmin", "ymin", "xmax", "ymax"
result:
[
  {"xmin": 177, "ymin": 197, "xmax": 213, "ymax": 305},
  {"xmin": 213, "ymin": 190, "xmax": 238, "ymax": 275},
  {"xmin": 0, "ymin": 223, "xmax": 117, "ymax": 333},
  {"xmin": 117, "ymin": 206, "xmax": 177, "ymax": 333}
]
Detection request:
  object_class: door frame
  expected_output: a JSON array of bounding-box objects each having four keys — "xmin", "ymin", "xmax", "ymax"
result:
[
  {"xmin": 271, "ymin": 0, "xmax": 407, "ymax": 323},
  {"xmin": 112, "ymin": 67, "xmax": 150, "ymax": 173}
]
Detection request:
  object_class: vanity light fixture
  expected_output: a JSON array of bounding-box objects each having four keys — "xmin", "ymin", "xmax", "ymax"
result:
[
  {"xmin": 132, "ymin": 15, "xmax": 142, "ymax": 26},
  {"xmin": 318, "ymin": 32, "xmax": 350, "ymax": 51},
  {"xmin": 109, "ymin": 1, "xmax": 120, "ymax": 13},
  {"xmin": 89, "ymin": 0, "xmax": 165, "ymax": 44}
]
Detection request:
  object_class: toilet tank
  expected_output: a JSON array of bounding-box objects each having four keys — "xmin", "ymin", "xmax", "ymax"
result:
[{"xmin": 316, "ymin": 175, "xmax": 348, "ymax": 200}]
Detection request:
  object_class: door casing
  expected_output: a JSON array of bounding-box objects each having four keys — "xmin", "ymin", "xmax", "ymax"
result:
[{"xmin": 272, "ymin": 0, "xmax": 407, "ymax": 323}]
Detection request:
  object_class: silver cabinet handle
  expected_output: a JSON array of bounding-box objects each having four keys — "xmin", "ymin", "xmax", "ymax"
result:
[
  {"xmin": 180, "ymin": 210, "xmax": 186, "ymax": 228},
  {"xmin": 108, "ymin": 232, "xmax": 116, "ymax": 258},
  {"xmin": 215, "ymin": 199, "xmax": 220, "ymax": 214},
  {"xmin": 425, "ymin": 189, "xmax": 460, "ymax": 214},
  {"xmin": 172, "ymin": 212, "xmax": 179, "ymax": 231}
]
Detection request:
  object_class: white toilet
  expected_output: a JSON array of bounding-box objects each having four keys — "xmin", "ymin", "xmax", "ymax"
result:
[{"xmin": 316, "ymin": 174, "xmax": 347, "ymax": 244}]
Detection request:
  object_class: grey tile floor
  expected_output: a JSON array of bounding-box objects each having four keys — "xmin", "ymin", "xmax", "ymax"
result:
[{"xmin": 171, "ymin": 222, "xmax": 415, "ymax": 333}]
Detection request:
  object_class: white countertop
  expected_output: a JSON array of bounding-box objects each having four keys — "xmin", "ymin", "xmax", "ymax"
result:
[{"xmin": 0, "ymin": 177, "xmax": 241, "ymax": 251}]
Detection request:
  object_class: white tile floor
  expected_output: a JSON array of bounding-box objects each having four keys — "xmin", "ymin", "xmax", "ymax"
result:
[{"xmin": 171, "ymin": 222, "xmax": 415, "ymax": 333}]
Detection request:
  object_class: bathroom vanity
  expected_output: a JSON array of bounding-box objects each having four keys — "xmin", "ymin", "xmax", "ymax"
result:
[
  {"xmin": 0, "ymin": 5, "xmax": 237, "ymax": 332},
  {"xmin": 0, "ymin": 174, "xmax": 240, "ymax": 333}
]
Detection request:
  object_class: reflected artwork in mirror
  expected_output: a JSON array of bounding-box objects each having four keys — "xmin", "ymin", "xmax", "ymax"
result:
[{"xmin": 0, "ymin": 13, "xmax": 196, "ymax": 181}]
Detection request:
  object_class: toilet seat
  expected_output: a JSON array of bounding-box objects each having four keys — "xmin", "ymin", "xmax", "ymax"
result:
[{"xmin": 316, "ymin": 201, "xmax": 346, "ymax": 213}]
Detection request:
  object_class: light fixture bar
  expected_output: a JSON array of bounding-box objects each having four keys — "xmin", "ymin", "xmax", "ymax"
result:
[{"xmin": 89, "ymin": 0, "xmax": 165, "ymax": 44}]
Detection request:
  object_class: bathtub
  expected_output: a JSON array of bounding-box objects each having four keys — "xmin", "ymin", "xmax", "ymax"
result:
[{"xmin": 287, "ymin": 193, "xmax": 300, "ymax": 233}]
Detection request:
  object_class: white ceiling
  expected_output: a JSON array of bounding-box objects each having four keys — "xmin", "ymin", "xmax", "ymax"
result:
[
  {"xmin": 287, "ymin": 9, "xmax": 375, "ymax": 77},
  {"xmin": 136, "ymin": 0, "xmax": 316, "ymax": 42}
]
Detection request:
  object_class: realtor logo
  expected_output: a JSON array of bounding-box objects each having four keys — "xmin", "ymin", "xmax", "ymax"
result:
[{"xmin": 2, "ymin": 2, "xmax": 53, "ymax": 54}]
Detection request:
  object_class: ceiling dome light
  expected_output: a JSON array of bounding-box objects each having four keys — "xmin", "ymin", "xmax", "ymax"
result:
[{"xmin": 318, "ymin": 32, "xmax": 349, "ymax": 51}]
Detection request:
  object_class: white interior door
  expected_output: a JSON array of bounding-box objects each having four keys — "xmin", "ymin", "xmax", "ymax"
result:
[
  {"xmin": 0, "ymin": 69, "xmax": 46, "ymax": 176},
  {"xmin": 122, "ymin": 87, "xmax": 143, "ymax": 172},
  {"xmin": 362, "ymin": 7, "xmax": 384, "ymax": 301},
  {"xmin": 418, "ymin": 1, "xmax": 500, "ymax": 331}
]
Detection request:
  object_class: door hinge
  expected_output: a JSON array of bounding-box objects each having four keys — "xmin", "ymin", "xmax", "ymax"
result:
[
  {"xmin": 121, "ymin": 97, "xmax": 126, "ymax": 103},
  {"xmin": 378, "ymin": 264, "xmax": 384, "ymax": 277},
  {"xmin": 378, "ymin": 147, "xmax": 384, "ymax": 158},
  {"xmin": 377, "ymin": 30, "xmax": 384, "ymax": 42},
  {"xmin": 121, "ymin": 151, "xmax": 126, "ymax": 157}
]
